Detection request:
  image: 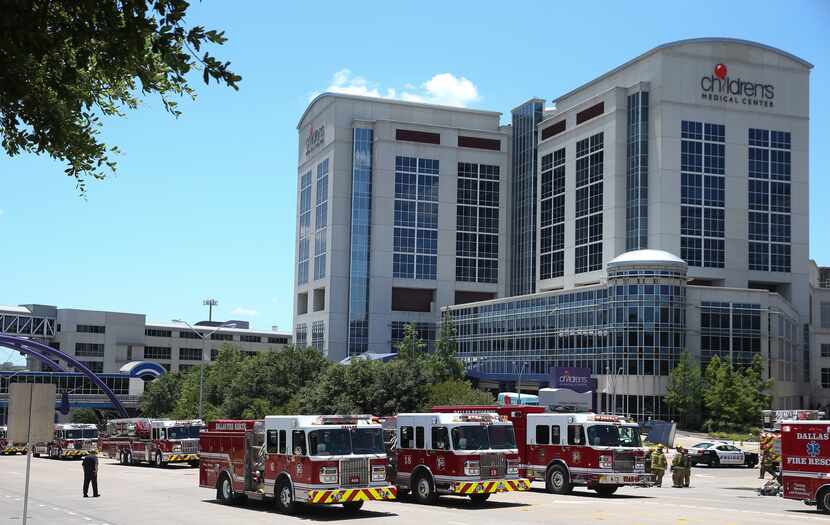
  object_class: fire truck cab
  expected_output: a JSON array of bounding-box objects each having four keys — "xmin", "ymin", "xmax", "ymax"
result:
[
  {"xmin": 100, "ymin": 418, "xmax": 202, "ymax": 467},
  {"xmin": 780, "ymin": 420, "xmax": 830, "ymax": 512},
  {"xmin": 434, "ymin": 405, "xmax": 653, "ymax": 496},
  {"xmin": 389, "ymin": 412, "xmax": 530, "ymax": 505},
  {"xmin": 0, "ymin": 426, "xmax": 26, "ymax": 455},
  {"xmin": 199, "ymin": 416, "xmax": 396, "ymax": 514},
  {"xmin": 33, "ymin": 423, "xmax": 98, "ymax": 459}
]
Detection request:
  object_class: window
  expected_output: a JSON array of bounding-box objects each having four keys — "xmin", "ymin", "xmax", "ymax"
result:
[
  {"xmin": 394, "ymin": 156, "xmax": 439, "ymax": 280},
  {"xmin": 279, "ymin": 429, "xmax": 286, "ymax": 454},
  {"xmin": 267, "ymin": 430, "xmax": 279, "ymax": 453},
  {"xmin": 822, "ymin": 303, "xmax": 830, "ymax": 329},
  {"xmin": 144, "ymin": 346, "xmax": 171, "ymax": 360},
  {"xmin": 311, "ymin": 321, "xmax": 325, "ymax": 353},
  {"xmin": 681, "ymin": 120, "xmax": 725, "ymax": 267},
  {"xmin": 145, "ymin": 328, "xmax": 171, "ymax": 337},
  {"xmin": 292, "ymin": 430, "xmax": 306, "ymax": 455},
  {"xmin": 540, "ymin": 148, "xmax": 566, "ymax": 279},
  {"xmin": 396, "ymin": 128, "xmax": 440, "ymax": 144},
  {"xmin": 551, "ymin": 425, "xmax": 561, "ymax": 445},
  {"xmin": 313, "ymin": 159, "xmax": 329, "ymax": 280},
  {"xmin": 567, "ymin": 425, "xmax": 585, "ymax": 445},
  {"xmin": 541, "ymin": 119, "xmax": 566, "ymax": 140},
  {"xmin": 400, "ymin": 426, "xmax": 414, "ymax": 448},
  {"xmin": 535, "ymin": 425, "xmax": 549, "ymax": 445},
  {"xmin": 458, "ymin": 136, "xmax": 500, "ymax": 150},
  {"xmin": 80, "ymin": 361, "xmax": 103, "ymax": 373},
  {"xmin": 748, "ymin": 128, "xmax": 791, "ymax": 272},
  {"xmin": 576, "ymin": 101, "xmax": 604, "ymax": 125},
  {"xmin": 268, "ymin": 336, "xmax": 288, "ymax": 344},
  {"xmin": 415, "ymin": 426, "xmax": 425, "ymax": 449},
  {"xmin": 390, "ymin": 321, "xmax": 436, "ymax": 353},
  {"xmin": 210, "ymin": 333, "xmax": 232, "ymax": 341},
  {"xmin": 297, "ymin": 171, "xmax": 312, "ymax": 285},
  {"xmin": 574, "ymin": 133, "xmax": 603, "ymax": 273},
  {"xmin": 77, "ymin": 324, "xmax": 105, "ymax": 334},
  {"xmin": 823, "ymin": 368, "xmax": 830, "ymax": 389},
  {"xmin": 432, "ymin": 427, "xmax": 450, "ymax": 450},
  {"xmin": 75, "ymin": 343, "xmax": 104, "ymax": 357},
  {"xmin": 295, "ymin": 324, "xmax": 307, "ymax": 347},
  {"xmin": 178, "ymin": 348, "xmax": 202, "ymax": 361},
  {"xmin": 179, "ymin": 331, "xmax": 201, "ymax": 339},
  {"xmin": 240, "ymin": 335, "xmax": 262, "ymax": 343},
  {"xmin": 822, "ymin": 344, "xmax": 830, "ymax": 358},
  {"xmin": 456, "ymin": 163, "xmax": 500, "ymax": 283}
]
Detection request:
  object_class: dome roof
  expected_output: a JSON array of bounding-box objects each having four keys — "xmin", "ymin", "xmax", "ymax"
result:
[{"xmin": 607, "ymin": 249, "xmax": 687, "ymax": 270}]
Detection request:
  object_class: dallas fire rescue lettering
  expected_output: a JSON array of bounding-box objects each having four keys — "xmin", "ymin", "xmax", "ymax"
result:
[{"xmin": 700, "ymin": 63, "xmax": 775, "ymax": 108}]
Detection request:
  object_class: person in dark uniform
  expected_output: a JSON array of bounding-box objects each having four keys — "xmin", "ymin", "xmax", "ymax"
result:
[{"xmin": 82, "ymin": 450, "xmax": 100, "ymax": 497}]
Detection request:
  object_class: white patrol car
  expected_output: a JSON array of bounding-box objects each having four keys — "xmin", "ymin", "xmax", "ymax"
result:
[{"xmin": 687, "ymin": 441, "xmax": 758, "ymax": 468}]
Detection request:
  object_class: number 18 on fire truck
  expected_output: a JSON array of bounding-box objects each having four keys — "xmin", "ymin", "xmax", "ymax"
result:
[
  {"xmin": 33, "ymin": 423, "xmax": 99, "ymax": 459},
  {"xmin": 100, "ymin": 418, "xmax": 202, "ymax": 467},
  {"xmin": 199, "ymin": 416, "xmax": 396, "ymax": 514}
]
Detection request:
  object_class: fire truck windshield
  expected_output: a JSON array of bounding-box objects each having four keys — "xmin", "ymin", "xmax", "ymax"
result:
[
  {"xmin": 308, "ymin": 428, "xmax": 385, "ymax": 456},
  {"xmin": 166, "ymin": 426, "xmax": 201, "ymax": 440},
  {"xmin": 64, "ymin": 429, "xmax": 98, "ymax": 439},
  {"xmin": 586, "ymin": 424, "xmax": 641, "ymax": 447},
  {"xmin": 451, "ymin": 425, "xmax": 490, "ymax": 451},
  {"xmin": 488, "ymin": 424, "xmax": 516, "ymax": 449}
]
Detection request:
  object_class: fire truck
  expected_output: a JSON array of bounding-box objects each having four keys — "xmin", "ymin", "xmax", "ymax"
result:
[
  {"xmin": 199, "ymin": 416, "xmax": 396, "ymax": 514},
  {"xmin": 387, "ymin": 412, "xmax": 530, "ymax": 505},
  {"xmin": 434, "ymin": 405, "xmax": 654, "ymax": 496},
  {"xmin": 0, "ymin": 426, "xmax": 26, "ymax": 455},
  {"xmin": 780, "ymin": 419, "xmax": 830, "ymax": 512},
  {"xmin": 33, "ymin": 423, "xmax": 99, "ymax": 459},
  {"xmin": 100, "ymin": 418, "xmax": 202, "ymax": 467}
]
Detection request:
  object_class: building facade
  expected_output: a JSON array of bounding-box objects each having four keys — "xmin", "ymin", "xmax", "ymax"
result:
[
  {"xmin": 0, "ymin": 304, "xmax": 291, "ymax": 374},
  {"xmin": 294, "ymin": 96, "xmax": 511, "ymax": 361},
  {"xmin": 294, "ymin": 38, "xmax": 825, "ymax": 411}
]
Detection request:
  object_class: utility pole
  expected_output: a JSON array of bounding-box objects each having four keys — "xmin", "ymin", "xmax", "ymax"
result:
[{"xmin": 203, "ymin": 298, "xmax": 218, "ymax": 322}]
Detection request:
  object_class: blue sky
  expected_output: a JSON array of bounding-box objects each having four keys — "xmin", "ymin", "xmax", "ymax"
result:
[{"xmin": 1, "ymin": 0, "xmax": 829, "ymax": 342}]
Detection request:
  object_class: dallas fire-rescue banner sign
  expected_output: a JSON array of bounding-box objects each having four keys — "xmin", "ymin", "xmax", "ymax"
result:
[{"xmin": 8, "ymin": 383, "xmax": 56, "ymax": 444}]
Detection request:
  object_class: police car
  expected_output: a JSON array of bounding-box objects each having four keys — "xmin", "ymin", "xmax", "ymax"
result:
[{"xmin": 688, "ymin": 441, "xmax": 758, "ymax": 467}]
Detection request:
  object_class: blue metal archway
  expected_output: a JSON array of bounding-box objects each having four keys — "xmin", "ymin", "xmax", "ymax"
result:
[{"xmin": 0, "ymin": 334, "xmax": 128, "ymax": 417}]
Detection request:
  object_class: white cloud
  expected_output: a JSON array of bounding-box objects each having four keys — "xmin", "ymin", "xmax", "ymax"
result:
[
  {"xmin": 231, "ymin": 307, "xmax": 259, "ymax": 317},
  {"xmin": 312, "ymin": 69, "xmax": 481, "ymax": 108}
]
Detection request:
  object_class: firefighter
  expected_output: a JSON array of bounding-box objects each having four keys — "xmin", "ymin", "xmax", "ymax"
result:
[
  {"xmin": 81, "ymin": 450, "xmax": 100, "ymax": 498},
  {"xmin": 651, "ymin": 445, "xmax": 667, "ymax": 487},
  {"xmin": 672, "ymin": 446, "xmax": 690, "ymax": 488}
]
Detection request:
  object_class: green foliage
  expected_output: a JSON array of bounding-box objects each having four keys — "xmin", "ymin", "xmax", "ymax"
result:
[
  {"xmin": 426, "ymin": 379, "xmax": 495, "ymax": 407},
  {"xmin": 0, "ymin": 0, "xmax": 241, "ymax": 193},
  {"xmin": 69, "ymin": 408, "xmax": 99, "ymax": 424},
  {"xmin": 664, "ymin": 351, "xmax": 703, "ymax": 428},
  {"xmin": 140, "ymin": 370, "xmax": 185, "ymax": 417},
  {"xmin": 396, "ymin": 322, "xmax": 426, "ymax": 361},
  {"xmin": 426, "ymin": 314, "xmax": 465, "ymax": 383},
  {"xmin": 702, "ymin": 354, "xmax": 773, "ymax": 433}
]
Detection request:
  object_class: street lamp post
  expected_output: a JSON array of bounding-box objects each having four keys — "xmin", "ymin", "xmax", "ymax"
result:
[{"xmin": 171, "ymin": 320, "xmax": 236, "ymax": 420}]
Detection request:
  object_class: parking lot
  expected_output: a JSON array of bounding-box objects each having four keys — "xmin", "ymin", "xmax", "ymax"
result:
[{"xmin": 0, "ymin": 454, "xmax": 823, "ymax": 524}]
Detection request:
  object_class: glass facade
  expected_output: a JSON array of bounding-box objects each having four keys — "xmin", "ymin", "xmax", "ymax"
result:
[
  {"xmin": 510, "ymin": 100, "xmax": 544, "ymax": 296},
  {"xmin": 347, "ymin": 128, "xmax": 374, "ymax": 355},
  {"xmin": 448, "ymin": 260, "xmax": 687, "ymax": 420},
  {"xmin": 748, "ymin": 128, "xmax": 792, "ymax": 272},
  {"xmin": 297, "ymin": 171, "xmax": 312, "ymax": 285},
  {"xmin": 575, "ymin": 132, "xmax": 604, "ymax": 273},
  {"xmin": 311, "ymin": 321, "xmax": 325, "ymax": 354},
  {"xmin": 313, "ymin": 159, "xmax": 329, "ymax": 281},
  {"xmin": 295, "ymin": 324, "xmax": 307, "ymax": 347},
  {"xmin": 393, "ymin": 156, "xmax": 439, "ymax": 280},
  {"xmin": 390, "ymin": 321, "xmax": 436, "ymax": 353},
  {"xmin": 456, "ymin": 162, "xmax": 500, "ymax": 283},
  {"xmin": 0, "ymin": 372, "xmax": 130, "ymax": 395},
  {"xmin": 626, "ymin": 92, "xmax": 649, "ymax": 251},
  {"xmin": 539, "ymin": 148, "xmax": 565, "ymax": 280},
  {"xmin": 680, "ymin": 121, "xmax": 725, "ymax": 268}
]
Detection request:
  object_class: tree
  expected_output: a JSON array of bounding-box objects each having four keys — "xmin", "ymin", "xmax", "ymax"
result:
[
  {"xmin": 426, "ymin": 379, "xmax": 495, "ymax": 408},
  {"xmin": 396, "ymin": 323, "xmax": 425, "ymax": 361},
  {"xmin": 140, "ymin": 370, "xmax": 185, "ymax": 417},
  {"xmin": 172, "ymin": 343, "xmax": 244, "ymax": 420},
  {"xmin": 664, "ymin": 351, "xmax": 703, "ymax": 428},
  {"xmin": 69, "ymin": 408, "xmax": 99, "ymax": 424},
  {"xmin": 0, "ymin": 1, "xmax": 241, "ymax": 192},
  {"xmin": 426, "ymin": 313, "xmax": 465, "ymax": 383}
]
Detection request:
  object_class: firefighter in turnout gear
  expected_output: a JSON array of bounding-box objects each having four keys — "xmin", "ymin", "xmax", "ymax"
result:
[
  {"xmin": 672, "ymin": 446, "xmax": 691, "ymax": 488},
  {"xmin": 651, "ymin": 445, "xmax": 667, "ymax": 487}
]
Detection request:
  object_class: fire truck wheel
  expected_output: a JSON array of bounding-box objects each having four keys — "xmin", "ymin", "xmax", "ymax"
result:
[
  {"xmin": 469, "ymin": 493, "xmax": 490, "ymax": 505},
  {"xmin": 546, "ymin": 465, "xmax": 572, "ymax": 495},
  {"xmin": 342, "ymin": 501, "xmax": 364, "ymax": 513},
  {"xmin": 217, "ymin": 474, "xmax": 236, "ymax": 505},
  {"xmin": 818, "ymin": 487, "xmax": 830, "ymax": 513},
  {"xmin": 412, "ymin": 472, "xmax": 438, "ymax": 505},
  {"xmin": 275, "ymin": 478, "xmax": 297, "ymax": 514},
  {"xmin": 594, "ymin": 485, "xmax": 619, "ymax": 496}
]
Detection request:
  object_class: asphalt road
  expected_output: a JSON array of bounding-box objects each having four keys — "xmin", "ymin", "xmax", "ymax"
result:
[{"xmin": 0, "ymin": 454, "xmax": 824, "ymax": 524}]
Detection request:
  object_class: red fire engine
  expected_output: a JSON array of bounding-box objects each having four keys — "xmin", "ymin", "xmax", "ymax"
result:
[
  {"xmin": 199, "ymin": 416, "xmax": 396, "ymax": 514},
  {"xmin": 780, "ymin": 419, "xmax": 830, "ymax": 512},
  {"xmin": 100, "ymin": 418, "xmax": 202, "ymax": 467},
  {"xmin": 32, "ymin": 423, "xmax": 99, "ymax": 459},
  {"xmin": 387, "ymin": 412, "xmax": 530, "ymax": 505},
  {"xmin": 434, "ymin": 405, "xmax": 654, "ymax": 496},
  {"xmin": 0, "ymin": 426, "xmax": 26, "ymax": 455}
]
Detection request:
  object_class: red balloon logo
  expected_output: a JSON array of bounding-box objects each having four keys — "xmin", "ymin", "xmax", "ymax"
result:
[{"xmin": 714, "ymin": 63, "xmax": 727, "ymax": 80}]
